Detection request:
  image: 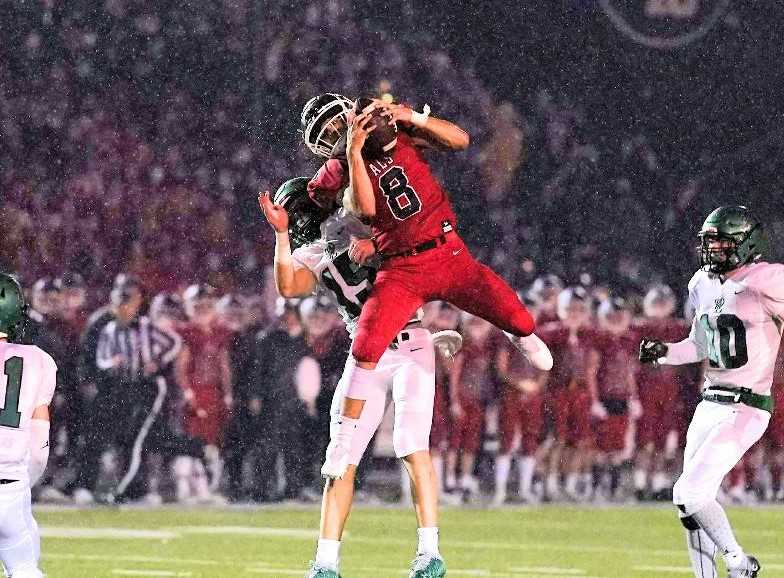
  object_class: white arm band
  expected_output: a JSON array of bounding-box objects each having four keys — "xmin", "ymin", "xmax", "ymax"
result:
[
  {"xmin": 410, "ymin": 104, "xmax": 431, "ymax": 128},
  {"xmin": 275, "ymin": 231, "xmax": 293, "ymax": 266},
  {"xmin": 660, "ymin": 339, "xmax": 704, "ymax": 365},
  {"xmin": 29, "ymin": 419, "xmax": 50, "ymax": 486}
]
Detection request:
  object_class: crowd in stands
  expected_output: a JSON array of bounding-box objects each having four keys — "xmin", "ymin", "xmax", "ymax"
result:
[{"xmin": 2, "ymin": 1, "xmax": 783, "ymax": 507}]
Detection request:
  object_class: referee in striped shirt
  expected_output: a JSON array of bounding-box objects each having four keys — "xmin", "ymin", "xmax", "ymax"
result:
[{"xmin": 94, "ymin": 274, "xmax": 181, "ymax": 502}]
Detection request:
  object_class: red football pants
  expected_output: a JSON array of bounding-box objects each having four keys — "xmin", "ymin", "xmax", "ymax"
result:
[{"xmin": 352, "ymin": 234, "xmax": 535, "ymax": 363}]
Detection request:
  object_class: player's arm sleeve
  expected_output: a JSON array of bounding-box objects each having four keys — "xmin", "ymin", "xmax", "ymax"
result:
[
  {"xmin": 761, "ymin": 263, "xmax": 784, "ymax": 319},
  {"xmin": 661, "ymin": 315, "xmax": 708, "ymax": 365},
  {"xmin": 95, "ymin": 327, "xmax": 117, "ymax": 370},
  {"xmin": 308, "ymin": 158, "xmax": 349, "ymax": 209}
]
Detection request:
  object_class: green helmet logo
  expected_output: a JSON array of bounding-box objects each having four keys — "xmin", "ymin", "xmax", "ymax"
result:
[
  {"xmin": 697, "ymin": 206, "xmax": 768, "ymax": 274},
  {"xmin": 0, "ymin": 273, "xmax": 27, "ymax": 341}
]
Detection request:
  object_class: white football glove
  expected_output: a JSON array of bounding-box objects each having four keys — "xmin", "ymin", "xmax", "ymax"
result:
[
  {"xmin": 432, "ymin": 330, "xmax": 463, "ymax": 359},
  {"xmin": 321, "ymin": 440, "xmax": 351, "ymax": 480},
  {"xmin": 505, "ymin": 332, "xmax": 554, "ymax": 371}
]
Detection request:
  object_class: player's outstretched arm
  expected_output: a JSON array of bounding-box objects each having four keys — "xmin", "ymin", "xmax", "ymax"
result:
[
  {"xmin": 259, "ymin": 191, "xmax": 318, "ymax": 297},
  {"xmin": 346, "ymin": 112, "xmax": 377, "ymax": 218},
  {"xmin": 381, "ymin": 103, "xmax": 470, "ymax": 151}
]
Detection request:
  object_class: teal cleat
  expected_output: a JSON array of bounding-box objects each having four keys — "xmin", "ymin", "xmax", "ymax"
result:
[
  {"xmin": 305, "ymin": 562, "xmax": 341, "ymax": 578},
  {"xmin": 409, "ymin": 554, "xmax": 447, "ymax": 578}
]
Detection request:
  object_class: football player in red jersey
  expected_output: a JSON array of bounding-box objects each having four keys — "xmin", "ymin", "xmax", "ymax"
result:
[
  {"xmin": 176, "ymin": 284, "xmax": 233, "ymax": 497},
  {"xmin": 324, "ymin": 98, "xmax": 552, "ymax": 478},
  {"xmin": 593, "ymin": 297, "xmax": 641, "ymax": 501},
  {"xmin": 446, "ymin": 314, "xmax": 495, "ymax": 501},
  {"xmin": 538, "ymin": 287, "xmax": 601, "ymax": 501},
  {"xmin": 631, "ymin": 284, "xmax": 690, "ymax": 500},
  {"xmin": 493, "ymin": 295, "xmax": 549, "ymax": 506}
]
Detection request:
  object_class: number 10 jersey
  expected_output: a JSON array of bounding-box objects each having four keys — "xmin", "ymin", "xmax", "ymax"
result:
[
  {"xmin": 0, "ymin": 342, "xmax": 57, "ymax": 480},
  {"xmin": 675, "ymin": 261, "xmax": 784, "ymax": 395}
]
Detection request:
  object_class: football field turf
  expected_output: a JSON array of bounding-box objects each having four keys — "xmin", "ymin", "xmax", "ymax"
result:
[{"xmin": 36, "ymin": 504, "xmax": 784, "ymax": 578}]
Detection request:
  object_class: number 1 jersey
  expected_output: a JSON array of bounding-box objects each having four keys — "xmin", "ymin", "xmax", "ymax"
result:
[
  {"xmin": 683, "ymin": 261, "xmax": 784, "ymax": 395},
  {"xmin": 0, "ymin": 342, "xmax": 57, "ymax": 480},
  {"xmin": 364, "ymin": 132, "xmax": 457, "ymax": 255},
  {"xmin": 292, "ymin": 208, "xmax": 421, "ymax": 338}
]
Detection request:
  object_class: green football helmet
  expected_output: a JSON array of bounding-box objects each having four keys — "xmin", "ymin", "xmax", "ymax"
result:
[
  {"xmin": 0, "ymin": 273, "xmax": 27, "ymax": 341},
  {"xmin": 697, "ymin": 205, "xmax": 768, "ymax": 274},
  {"xmin": 273, "ymin": 177, "xmax": 331, "ymax": 250}
]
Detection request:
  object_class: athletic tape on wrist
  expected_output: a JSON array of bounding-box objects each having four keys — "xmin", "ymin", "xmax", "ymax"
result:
[{"xmin": 411, "ymin": 104, "xmax": 431, "ymax": 127}]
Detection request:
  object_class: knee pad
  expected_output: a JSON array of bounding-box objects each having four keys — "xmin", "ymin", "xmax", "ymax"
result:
[
  {"xmin": 343, "ymin": 365, "xmax": 385, "ymax": 401},
  {"xmin": 394, "ymin": 411, "xmax": 432, "ymax": 458},
  {"xmin": 676, "ymin": 505, "xmax": 701, "ymax": 531}
]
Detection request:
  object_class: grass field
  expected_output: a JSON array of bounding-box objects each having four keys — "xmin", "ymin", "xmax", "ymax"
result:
[{"xmin": 35, "ymin": 504, "xmax": 784, "ymax": 578}]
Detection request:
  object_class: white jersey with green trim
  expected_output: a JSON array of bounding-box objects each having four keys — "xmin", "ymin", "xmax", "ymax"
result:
[
  {"xmin": 0, "ymin": 342, "xmax": 57, "ymax": 480},
  {"xmin": 665, "ymin": 262, "xmax": 784, "ymax": 395},
  {"xmin": 292, "ymin": 208, "xmax": 422, "ymax": 338}
]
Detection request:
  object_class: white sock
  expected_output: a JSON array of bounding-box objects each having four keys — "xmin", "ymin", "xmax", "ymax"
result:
[
  {"xmin": 417, "ymin": 527, "xmax": 440, "ymax": 557},
  {"xmin": 685, "ymin": 529, "xmax": 718, "ymax": 578},
  {"xmin": 565, "ymin": 473, "xmax": 578, "ymax": 495},
  {"xmin": 652, "ymin": 472, "xmax": 670, "ymax": 492},
  {"xmin": 519, "ymin": 456, "xmax": 536, "ymax": 496},
  {"xmin": 633, "ymin": 469, "xmax": 647, "ymax": 491},
  {"xmin": 315, "ymin": 539, "xmax": 341, "ymax": 571},
  {"xmin": 690, "ymin": 500, "xmax": 743, "ymax": 560},
  {"xmin": 546, "ymin": 473, "xmax": 560, "ymax": 497},
  {"xmin": 494, "ymin": 455, "xmax": 512, "ymax": 497}
]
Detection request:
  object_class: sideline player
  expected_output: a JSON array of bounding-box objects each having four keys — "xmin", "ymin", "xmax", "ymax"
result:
[
  {"xmin": 260, "ymin": 178, "xmax": 462, "ymax": 578},
  {"xmin": 0, "ymin": 273, "xmax": 57, "ymax": 578},
  {"xmin": 640, "ymin": 206, "xmax": 781, "ymax": 578},
  {"xmin": 300, "ymin": 94, "xmax": 553, "ymax": 485}
]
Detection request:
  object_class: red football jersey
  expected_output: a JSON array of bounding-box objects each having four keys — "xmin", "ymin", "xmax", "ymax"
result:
[
  {"xmin": 363, "ymin": 132, "xmax": 457, "ymax": 254},
  {"xmin": 595, "ymin": 330, "xmax": 639, "ymax": 400},
  {"xmin": 179, "ymin": 324, "xmax": 232, "ymax": 389},
  {"xmin": 538, "ymin": 322, "xmax": 599, "ymax": 390}
]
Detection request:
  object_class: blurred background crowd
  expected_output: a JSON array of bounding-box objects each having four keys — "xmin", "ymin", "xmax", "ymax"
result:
[
  {"xmin": 2, "ymin": 1, "xmax": 784, "ymax": 506},
  {"xmin": 15, "ymin": 271, "xmax": 784, "ymax": 507}
]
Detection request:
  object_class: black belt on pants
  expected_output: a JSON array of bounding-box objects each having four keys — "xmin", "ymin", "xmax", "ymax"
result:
[{"xmin": 382, "ymin": 221, "xmax": 455, "ymax": 259}]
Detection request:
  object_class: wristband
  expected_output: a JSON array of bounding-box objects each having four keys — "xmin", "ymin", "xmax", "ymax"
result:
[
  {"xmin": 410, "ymin": 104, "xmax": 431, "ymax": 128},
  {"xmin": 275, "ymin": 231, "xmax": 293, "ymax": 265}
]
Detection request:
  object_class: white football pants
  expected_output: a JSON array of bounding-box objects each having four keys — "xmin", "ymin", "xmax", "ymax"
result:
[
  {"xmin": 0, "ymin": 479, "xmax": 42, "ymax": 578},
  {"xmin": 673, "ymin": 401, "xmax": 770, "ymax": 514},
  {"xmin": 331, "ymin": 328, "xmax": 436, "ymax": 465}
]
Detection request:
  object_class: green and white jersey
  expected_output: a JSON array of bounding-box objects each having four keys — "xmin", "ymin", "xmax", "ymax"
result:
[
  {"xmin": 0, "ymin": 342, "xmax": 57, "ymax": 480},
  {"xmin": 664, "ymin": 262, "xmax": 784, "ymax": 395},
  {"xmin": 292, "ymin": 208, "xmax": 422, "ymax": 338}
]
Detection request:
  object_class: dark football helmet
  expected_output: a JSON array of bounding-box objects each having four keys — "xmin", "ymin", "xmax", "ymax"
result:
[
  {"xmin": 0, "ymin": 273, "xmax": 27, "ymax": 341},
  {"xmin": 697, "ymin": 206, "xmax": 768, "ymax": 274},
  {"xmin": 273, "ymin": 177, "xmax": 331, "ymax": 250},
  {"xmin": 301, "ymin": 93, "xmax": 353, "ymax": 158}
]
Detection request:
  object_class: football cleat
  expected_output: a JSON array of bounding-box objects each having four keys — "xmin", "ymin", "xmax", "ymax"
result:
[
  {"xmin": 727, "ymin": 555, "xmax": 761, "ymax": 578},
  {"xmin": 409, "ymin": 554, "xmax": 447, "ymax": 578},
  {"xmin": 432, "ymin": 330, "xmax": 463, "ymax": 359},
  {"xmin": 305, "ymin": 562, "xmax": 341, "ymax": 578},
  {"xmin": 321, "ymin": 440, "xmax": 351, "ymax": 480},
  {"xmin": 505, "ymin": 332, "xmax": 553, "ymax": 371}
]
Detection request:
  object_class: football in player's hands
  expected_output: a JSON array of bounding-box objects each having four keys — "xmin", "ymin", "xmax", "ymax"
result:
[
  {"xmin": 639, "ymin": 338, "xmax": 668, "ymax": 364},
  {"xmin": 353, "ymin": 97, "xmax": 398, "ymax": 158}
]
